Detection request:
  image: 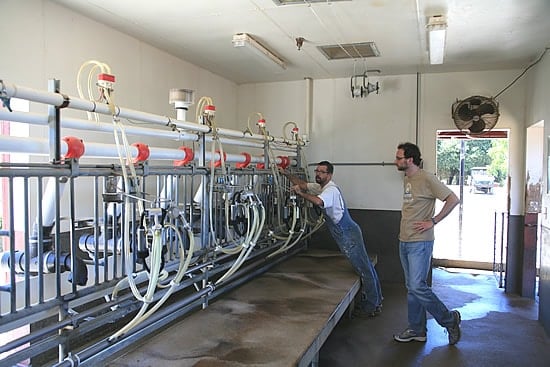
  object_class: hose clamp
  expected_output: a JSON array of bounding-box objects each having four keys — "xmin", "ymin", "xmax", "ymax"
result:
[
  {"xmin": 0, "ymin": 80, "xmax": 13, "ymax": 112},
  {"xmin": 57, "ymin": 93, "xmax": 70, "ymax": 109}
]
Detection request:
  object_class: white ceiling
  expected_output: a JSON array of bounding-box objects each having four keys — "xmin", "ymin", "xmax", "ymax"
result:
[{"xmin": 51, "ymin": 0, "xmax": 550, "ymax": 84}]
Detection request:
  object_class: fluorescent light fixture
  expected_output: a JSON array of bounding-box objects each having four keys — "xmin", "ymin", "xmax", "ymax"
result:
[
  {"xmin": 232, "ymin": 33, "xmax": 287, "ymax": 70},
  {"xmin": 427, "ymin": 15, "xmax": 447, "ymax": 65}
]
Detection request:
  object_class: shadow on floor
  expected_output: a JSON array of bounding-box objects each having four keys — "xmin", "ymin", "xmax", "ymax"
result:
[{"xmin": 319, "ymin": 267, "xmax": 550, "ymax": 367}]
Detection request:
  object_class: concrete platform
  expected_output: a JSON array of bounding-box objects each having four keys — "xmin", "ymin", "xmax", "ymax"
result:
[{"xmin": 110, "ymin": 249, "xmax": 359, "ymax": 367}]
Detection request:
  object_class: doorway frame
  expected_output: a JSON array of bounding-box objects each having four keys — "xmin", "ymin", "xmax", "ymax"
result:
[{"xmin": 434, "ymin": 129, "xmax": 510, "ymax": 273}]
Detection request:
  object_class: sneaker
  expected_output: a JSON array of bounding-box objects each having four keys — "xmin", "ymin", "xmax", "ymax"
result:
[
  {"xmin": 447, "ymin": 310, "xmax": 461, "ymax": 345},
  {"xmin": 393, "ymin": 328, "xmax": 427, "ymax": 342}
]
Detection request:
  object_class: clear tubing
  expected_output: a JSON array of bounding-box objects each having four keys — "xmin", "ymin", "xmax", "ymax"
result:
[
  {"xmin": 267, "ymin": 203, "xmax": 299, "ymax": 258},
  {"xmin": 139, "ymin": 222, "xmax": 195, "ymax": 318},
  {"xmin": 111, "ymin": 220, "xmax": 195, "ymax": 339},
  {"xmin": 215, "ymin": 204, "xmax": 258, "ymax": 285},
  {"xmin": 216, "ymin": 197, "xmax": 265, "ymax": 285},
  {"xmin": 109, "ymin": 228, "xmax": 163, "ymax": 341}
]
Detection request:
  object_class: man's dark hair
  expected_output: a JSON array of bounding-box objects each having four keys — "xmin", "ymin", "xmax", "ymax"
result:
[
  {"xmin": 397, "ymin": 142, "xmax": 422, "ymax": 166},
  {"xmin": 318, "ymin": 160, "xmax": 334, "ymax": 174}
]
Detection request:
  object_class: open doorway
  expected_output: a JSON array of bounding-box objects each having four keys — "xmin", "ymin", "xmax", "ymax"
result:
[{"xmin": 433, "ymin": 130, "xmax": 509, "ymax": 273}]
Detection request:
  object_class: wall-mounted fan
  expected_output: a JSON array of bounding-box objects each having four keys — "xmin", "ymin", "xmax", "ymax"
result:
[{"xmin": 451, "ymin": 96, "xmax": 499, "ymax": 135}]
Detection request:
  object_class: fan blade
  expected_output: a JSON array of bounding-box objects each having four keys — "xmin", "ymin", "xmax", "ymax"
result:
[
  {"xmin": 477, "ymin": 101, "xmax": 496, "ymax": 115},
  {"xmin": 457, "ymin": 103, "xmax": 474, "ymax": 121},
  {"xmin": 469, "ymin": 119, "xmax": 486, "ymax": 134}
]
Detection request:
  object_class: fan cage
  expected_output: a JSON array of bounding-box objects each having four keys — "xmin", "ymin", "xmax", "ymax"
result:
[{"xmin": 451, "ymin": 96, "xmax": 500, "ymax": 135}]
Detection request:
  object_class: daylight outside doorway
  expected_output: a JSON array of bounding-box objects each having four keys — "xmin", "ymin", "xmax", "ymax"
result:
[{"xmin": 433, "ymin": 130, "xmax": 509, "ymax": 273}]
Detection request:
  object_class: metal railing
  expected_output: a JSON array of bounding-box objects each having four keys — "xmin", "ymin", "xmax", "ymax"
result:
[
  {"xmin": 493, "ymin": 211, "xmax": 508, "ymax": 288},
  {"xmin": 0, "ymin": 77, "xmax": 321, "ymax": 366}
]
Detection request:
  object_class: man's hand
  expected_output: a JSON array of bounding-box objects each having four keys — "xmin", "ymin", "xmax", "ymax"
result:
[
  {"xmin": 291, "ymin": 184, "xmax": 302, "ymax": 195},
  {"xmin": 413, "ymin": 220, "xmax": 434, "ymax": 233}
]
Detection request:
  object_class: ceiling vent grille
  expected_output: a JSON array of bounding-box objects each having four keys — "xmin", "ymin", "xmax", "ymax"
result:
[
  {"xmin": 273, "ymin": 0, "xmax": 351, "ymax": 5},
  {"xmin": 318, "ymin": 42, "xmax": 380, "ymax": 60}
]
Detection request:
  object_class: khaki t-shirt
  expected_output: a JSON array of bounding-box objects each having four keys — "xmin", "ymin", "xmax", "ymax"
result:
[{"xmin": 399, "ymin": 169, "xmax": 452, "ymax": 242}]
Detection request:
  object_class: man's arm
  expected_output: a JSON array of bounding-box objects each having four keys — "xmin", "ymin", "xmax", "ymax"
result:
[
  {"xmin": 413, "ymin": 191, "xmax": 459, "ymax": 233},
  {"xmin": 279, "ymin": 169, "xmax": 308, "ymax": 191},
  {"xmin": 280, "ymin": 168, "xmax": 324, "ymax": 207},
  {"xmin": 292, "ymin": 185, "xmax": 324, "ymax": 207},
  {"xmin": 433, "ymin": 192, "xmax": 459, "ymax": 224}
]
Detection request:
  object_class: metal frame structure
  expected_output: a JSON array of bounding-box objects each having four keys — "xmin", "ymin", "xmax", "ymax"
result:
[{"xmin": 0, "ymin": 77, "xmax": 323, "ymax": 366}]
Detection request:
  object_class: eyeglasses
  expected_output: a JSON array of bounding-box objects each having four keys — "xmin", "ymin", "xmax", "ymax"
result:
[
  {"xmin": 395, "ymin": 156, "xmax": 407, "ymax": 160},
  {"xmin": 314, "ymin": 169, "xmax": 329, "ymax": 174}
]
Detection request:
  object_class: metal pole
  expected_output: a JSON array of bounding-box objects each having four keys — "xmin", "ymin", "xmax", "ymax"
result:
[
  {"xmin": 48, "ymin": 79, "xmax": 61, "ymax": 163},
  {"xmin": 500, "ymin": 212, "xmax": 505, "ymax": 288}
]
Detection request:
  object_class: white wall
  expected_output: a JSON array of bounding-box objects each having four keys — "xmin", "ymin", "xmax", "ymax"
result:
[
  {"xmin": 421, "ymin": 70, "xmax": 527, "ymax": 215},
  {"xmin": 526, "ymin": 124, "xmax": 544, "ymax": 212},
  {"xmin": 1, "ymin": 0, "xmax": 240, "ymax": 225},
  {"xmin": 1, "ymin": 0, "xmax": 531, "ymax": 215},
  {"xmin": 237, "ymin": 80, "xmax": 306, "ymax": 157},
  {"xmin": 525, "ymin": 49, "xmax": 550, "ymax": 334},
  {"xmin": 309, "ymin": 76, "xmax": 417, "ymax": 210},
  {"xmin": 238, "ymin": 70, "xmax": 527, "ymax": 213},
  {"xmin": 526, "ymin": 51, "xmax": 550, "ymax": 227},
  {"xmin": 1, "ymin": 0, "xmax": 239, "ymax": 136},
  {"xmin": 239, "ymin": 75, "xmax": 417, "ymax": 210}
]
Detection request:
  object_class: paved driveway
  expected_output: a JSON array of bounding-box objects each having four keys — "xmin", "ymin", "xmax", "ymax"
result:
[{"xmin": 434, "ymin": 184, "xmax": 508, "ymax": 265}]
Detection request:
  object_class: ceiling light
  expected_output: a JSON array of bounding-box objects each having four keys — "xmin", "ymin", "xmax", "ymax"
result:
[
  {"xmin": 427, "ymin": 15, "xmax": 447, "ymax": 65},
  {"xmin": 232, "ymin": 33, "xmax": 286, "ymax": 71}
]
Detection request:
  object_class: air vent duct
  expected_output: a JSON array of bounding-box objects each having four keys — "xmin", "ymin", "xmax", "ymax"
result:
[{"xmin": 318, "ymin": 42, "xmax": 380, "ymax": 60}]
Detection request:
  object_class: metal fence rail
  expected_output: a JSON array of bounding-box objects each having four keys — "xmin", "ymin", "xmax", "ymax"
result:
[
  {"xmin": 493, "ymin": 211, "xmax": 508, "ymax": 288},
  {"xmin": 0, "ymin": 77, "xmax": 318, "ymax": 366}
]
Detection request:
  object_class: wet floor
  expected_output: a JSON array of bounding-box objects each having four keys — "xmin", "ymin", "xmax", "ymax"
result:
[{"xmin": 319, "ymin": 267, "xmax": 550, "ymax": 367}]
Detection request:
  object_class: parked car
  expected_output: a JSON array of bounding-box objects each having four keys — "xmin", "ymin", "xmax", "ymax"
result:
[{"xmin": 470, "ymin": 166, "xmax": 495, "ymax": 194}]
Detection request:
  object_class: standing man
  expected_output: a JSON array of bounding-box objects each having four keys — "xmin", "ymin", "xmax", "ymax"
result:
[
  {"xmin": 393, "ymin": 142, "xmax": 462, "ymax": 345},
  {"xmin": 281, "ymin": 161, "xmax": 383, "ymax": 317}
]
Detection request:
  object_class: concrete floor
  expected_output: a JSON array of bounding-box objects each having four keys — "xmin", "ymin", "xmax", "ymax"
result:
[{"xmin": 319, "ymin": 267, "xmax": 550, "ymax": 367}]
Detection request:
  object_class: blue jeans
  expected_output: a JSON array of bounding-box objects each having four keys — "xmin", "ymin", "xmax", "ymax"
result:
[
  {"xmin": 399, "ymin": 241, "xmax": 454, "ymax": 333},
  {"xmin": 327, "ymin": 210, "xmax": 382, "ymax": 312}
]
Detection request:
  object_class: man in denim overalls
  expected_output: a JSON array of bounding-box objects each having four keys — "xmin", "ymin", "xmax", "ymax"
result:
[{"xmin": 281, "ymin": 161, "xmax": 383, "ymax": 316}]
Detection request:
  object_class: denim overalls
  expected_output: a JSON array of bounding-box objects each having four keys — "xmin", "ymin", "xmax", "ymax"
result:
[{"xmin": 324, "ymin": 194, "xmax": 383, "ymax": 312}]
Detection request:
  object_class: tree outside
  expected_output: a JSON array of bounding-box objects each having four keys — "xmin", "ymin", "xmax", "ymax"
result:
[
  {"xmin": 487, "ymin": 139, "xmax": 508, "ymax": 183},
  {"xmin": 436, "ymin": 138, "xmax": 508, "ymax": 186},
  {"xmin": 434, "ymin": 136, "xmax": 509, "ymax": 266}
]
